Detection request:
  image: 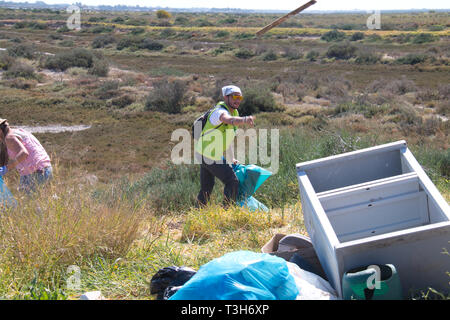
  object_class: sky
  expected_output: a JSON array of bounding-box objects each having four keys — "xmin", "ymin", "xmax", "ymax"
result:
[{"xmin": 4, "ymin": 0, "xmax": 449, "ymax": 10}]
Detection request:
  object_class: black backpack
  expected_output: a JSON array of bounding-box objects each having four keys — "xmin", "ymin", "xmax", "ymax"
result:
[{"xmin": 192, "ymin": 105, "xmax": 224, "ymax": 141}]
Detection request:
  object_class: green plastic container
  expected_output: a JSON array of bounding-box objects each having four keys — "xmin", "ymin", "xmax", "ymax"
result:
[{"xmin": 342, "ymin": 264, "xmax": 402, "ymax": 300}]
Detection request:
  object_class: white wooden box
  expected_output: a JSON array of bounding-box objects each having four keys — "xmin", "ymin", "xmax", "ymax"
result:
[{"xmin": 296, "ymin": 140, "xmax": 450, "ymax": 298}]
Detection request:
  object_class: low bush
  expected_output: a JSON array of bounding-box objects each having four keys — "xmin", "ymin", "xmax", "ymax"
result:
[
  {"xmin": 212, "ymin": 44, "xmax": 234, "ymax": 56},
  {"xmin": 263, "ymin": 51, "xmax": 278, "ymax": 61},
  {"xmin": 326, "ymin": 43, "xmax": 358, "ymax": 60},
  {"xmin": 215, "ymin": 30, "xmax": 230, "ymax": 38},
  {"xmin": 111, "ymin": 95, "xmax": 135, "ymax": 108},
  {"xmin": 95, "ymin": 80, "xmax": 120, "ymax": 99},
  {"xmin": 412, "ymin": 33, "xmax": 436, "ymax": 44},
  {"xmin": 396, "ymin": 53, "xmax": 428, "ymax": 65},
  {"xmin": 355, "ymin": 51, "xmax": 381, "ymax": 64},
  {"xmin": 0, "ymin": 52, "xmax": 15, "ymax": 70},
  {"xmin": 350, "ymin": 32, "xmax": 365, "ymax": 41},
  {"xmin": 235, "ymin": 48, "xmax": 254, "ymax": 59},
  {"xmin": 44, "ymin": 48, "xmax": 94, "ymax": 71},
  {"xmin": 130, "ymin": 27, "xmax": 145, "ymax": 35},
  {"xmin": 116, "ymin": 37, "xmax": 163, "ymax": 51},
  {"xmin": 306, "ymin": 50, "xmax": 320, "ymax": 61},
  {"xmin": 321, "ymin": 30, "xmax": 346, "ymax": 42},
  {"xmin": 14, "ymin": 21, "xmax": 47, "ymax": 30},
  {"xmin": 145, "ymin": 79, "xmax": 187, "ymax": 114},
  {"xmin": 91, "ymin": 25, "xmax": 114, "ymax": 34},
  {"xmin": 238, "ymin": 86, "xmax": 281, "ymax": 116},
  {"xmin": 3, "ymin": 62, "xmax": 36, "ymax": 79},
  {"xmin": 92, "ymin": 35, "xmax": 116, "ymax": 48},
  {"xmin": 88, "ymin": 58, "xmax": 109, "ymax": 77},
  {"xmin": 282, "ymin": 47, "xmax": 303, "ymax": 60},
  {"xmin": 7, "ymin": 43, "xmax": 35, "ymax": 59}
]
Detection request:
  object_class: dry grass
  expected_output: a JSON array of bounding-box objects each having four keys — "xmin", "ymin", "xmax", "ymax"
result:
[{"xmin": 0, "ymin": 163, "xmax": 148, "ymax": 298}]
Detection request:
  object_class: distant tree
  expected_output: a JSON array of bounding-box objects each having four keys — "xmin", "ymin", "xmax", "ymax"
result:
[{"xmin": 156, "ymin": 10, "xmax": 171, "ymax": 19}]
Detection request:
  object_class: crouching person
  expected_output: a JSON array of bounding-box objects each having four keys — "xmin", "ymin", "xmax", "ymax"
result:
[{"xmin": 0, "ymin": 119, "xmax": 52, "ymax": 194}]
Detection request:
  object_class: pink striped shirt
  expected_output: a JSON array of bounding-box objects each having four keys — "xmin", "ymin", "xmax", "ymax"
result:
[{"xmin": 7, "ymin": 128, "xmax": 51, "ymax": 176}]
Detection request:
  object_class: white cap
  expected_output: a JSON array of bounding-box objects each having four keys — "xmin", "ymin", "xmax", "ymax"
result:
[{"xmin": 222, "ymin": 85, "xmax": 242, "ymax": 97}]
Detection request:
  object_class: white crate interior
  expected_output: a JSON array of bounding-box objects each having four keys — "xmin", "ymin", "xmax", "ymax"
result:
[{"xmin": 296, "ymin": 140, "xmax": 450, "ymax": 298}]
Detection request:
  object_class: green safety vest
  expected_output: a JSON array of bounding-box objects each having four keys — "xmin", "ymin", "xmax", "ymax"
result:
[{"xmin": 195, "ymin": 102, "xmax": 239, "ymax": 161}]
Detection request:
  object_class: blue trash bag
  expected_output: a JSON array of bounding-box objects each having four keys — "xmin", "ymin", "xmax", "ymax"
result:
[
  {"xmin": 169, "ymin": 251, "xmax": 299, "ymax": 300},
  {"xmin": 0, "ymin": 176, "xmax": 17, "ymax": 209},
  {"xmin": 237, "ymin": 196, "xmax": 269, "ymax": 212},
  {"xmin": 232, "ymin": 163, "xmax": 272, "ymax": 212}
]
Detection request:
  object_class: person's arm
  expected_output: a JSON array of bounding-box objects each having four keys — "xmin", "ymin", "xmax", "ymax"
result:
[
  {"xmin": 5, "ymin": 135, "xmax": 29, "ymax": 170},
  {"xmin": 219, "ymin": 113, "xmax": 254, "ymax": 127}
]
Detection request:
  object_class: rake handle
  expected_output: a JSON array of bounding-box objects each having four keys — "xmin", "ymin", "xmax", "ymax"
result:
[{"xmin": 256, "ymin": 0, "xmax": 317, "ymax": 37}]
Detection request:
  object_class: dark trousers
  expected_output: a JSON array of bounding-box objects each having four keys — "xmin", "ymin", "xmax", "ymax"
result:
[{"xmin": 196, "ymin": 153, "xmax": 239, "ymax": 206}]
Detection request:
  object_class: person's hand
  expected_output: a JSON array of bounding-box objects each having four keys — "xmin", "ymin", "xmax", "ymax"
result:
[
  {"xmin": 232, "ymin": 158, "xmax": 239, "ymax": 165},
  {"xmin": 245, "ymin": 115, "xmax": 254, "ymax": 126}
]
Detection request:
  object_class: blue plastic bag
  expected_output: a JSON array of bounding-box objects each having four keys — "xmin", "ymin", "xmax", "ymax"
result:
[
  {"xmin": 237, "ymin": 196, "xmax": 269, "ymax": 212},
  {"xmin": 169, "ymin": 251, "xmax": 299, "ymax": 300},
  {"xmin": 232, "ymin": 164, "xmax": 272, "ymax": 212},
  {"xmin": 0, "ymin": 176, "xmax": 17, "ymax": 209}
]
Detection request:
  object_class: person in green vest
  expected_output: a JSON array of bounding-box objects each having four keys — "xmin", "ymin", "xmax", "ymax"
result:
[{"xmin": 195, "ymin": 85, "xmax": 255, "ymax": 207}]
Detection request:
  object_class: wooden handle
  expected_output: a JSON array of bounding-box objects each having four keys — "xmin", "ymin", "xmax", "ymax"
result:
[{"xmin": 256, "ymin": 0, "xmax": 317, "ymax": 37}]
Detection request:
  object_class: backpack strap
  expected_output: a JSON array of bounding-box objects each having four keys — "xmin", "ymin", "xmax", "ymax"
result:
[{"xmin": 200, "ymin": 103, "xmax": 229, "ymax": 138}]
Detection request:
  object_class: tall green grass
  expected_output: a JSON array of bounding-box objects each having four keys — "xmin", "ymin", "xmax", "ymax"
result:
[{"xmin": 99, "ymin": 127, "xmax": 449, "ymax": 212}]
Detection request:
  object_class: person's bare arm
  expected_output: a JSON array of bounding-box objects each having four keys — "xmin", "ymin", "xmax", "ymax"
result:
[
  {"xmin": 219, "ymin": 113, "xmax": 254, "ymax": 127},
  {"xmin": 5, "ymin": 135, "xmax": 29, "ymax": 170}
]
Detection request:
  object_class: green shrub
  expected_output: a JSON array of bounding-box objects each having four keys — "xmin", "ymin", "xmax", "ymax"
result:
[
  {"xmin": 111, "ymin": 95, "xmax": 134, "ymax": 108},
  {"xmin": 174, "ymin": 16, "xmax": 189, "ymax": 25},
  {"xmin": 412, "ymin": 33, "xmax": 436, "ymax": 44},
  {"xmin": 263, "ymin": 51, "xmax": 278, "ymax": 61},
  {"xmin": 306, "ymin": 50, "xmax": 320, "ymax": 61},
  {"xmin": 116, "ymin": 37, "xmax": 163, "ymax": 51},
  {"xmin": 366, "ymin": 34, "xmax": 382, "ymax": 42},
  {"xmin": 212, "ymin": 44, "xmax": 234, "ymax": 56},
  {"xmin": 355, "ymin": 51, "xmax": 381, "ymax": 64},
  {"xmin": 56, "ymin": 25, "xmax": 70, "ymax": 33},
  {"xmin": 7, "ymin": 43, "xmax": 35, "ymax": 59},
  {"xmin": 160, "ymin": 28, "xmax": 176, "ymax": 38},
  {"xmin": 127, "ymin": 162, "xmax": 200, "ymax": 213},
  {"xmin": 59, "ymin": 40, "xmax": 74, "ymax": 47},
  {"xmin": 130, "ymin": 27, "xmax": 145, "ymax": 35},
  {"xmin": 88, "ymin": 58, "xmax": 109, "ymax": 77},
  {"xmin": 111, "ymin": 17, "xmax": 125, "ymax": 23},
  {"xmin": 283, "ymin": 48, "xmax": 303, "ymax": 60},
  {"xmin": 48, "ymin": 34, "xmax": 63, "ymax": 40},
  {"xmin": 4, "ymin": 62, "xmax": 36, "ymax": 79},
  {"xmin": 215, "ymin": 30, "xmax": 230, "ymax": 38},
  {"xmin": 145, "ymin": 79, "xmax": 187, "ymax": 114},
  {"xmin": 321, "ymin": 30, "xmax": 346, "ymax": 42},
  {"xmin": 91, "ymin": 25, "xmax": 114, "ymax": 34},
  {"xmin": 235, "ymin": 33, "xmax": 254, "ymax": 40},
  {"xmin": 14, "ymin": 21, "xmax": 47, "ymax": 30},
  {"xmin": 44, "ymin": 48, "xmax": 94, "ymax": 71},
  {"xmin": 139, "ymin": 39, "xmax": 164, "ymax": 51},
  {"xmin": 220, "ymin": 17, "xmax": 237, "ymax": 24},
  {"xmin": 95, "ymin": 80, "xmax": 120, "ymax": 99},
  {"xmin": 124, "ymin": 19, "xmax": 147, "ymax": 26},
  {"xmin": 427, "ymin": 25, "xmax": 444, "ymax": 31},
  {"xmin": 92, "ymin": 35, "xmax": 116, "ymax": 48},
  {"xmin": 326, "ymin": 43, "xmax": 357, "ymax": 60},
  {"xmin": 235, "ymin": 48, "xmax": 254, "ymax": 59},
  {"xmin": 239, "ymin": 86, "xmax": 280, "ymax": 116},
  {"xmin": 350, "ymin": 32, "xmax": 365, "ymax": 41},
  {"xmin": 396, "ymin": 53, "xmax": 428, "ymax": 65},
  {"xmin": 0, "ymin": 52, "xmax": 15, "ymax": 70}
]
